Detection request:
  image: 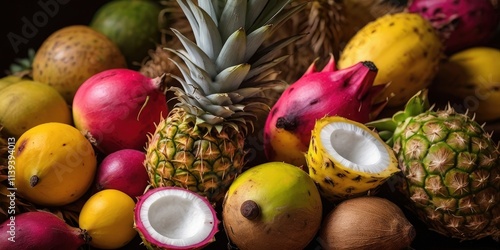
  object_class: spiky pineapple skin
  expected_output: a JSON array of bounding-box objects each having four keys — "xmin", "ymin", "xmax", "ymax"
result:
[
  {"xmin": 306, "ymin": 117, "xmax": 399, "ymax": 201},
  {"xmin": 394, "ymin": 108, "xmax": 500, "ymax": 240},
  {"xmin": 145, "ymin": 108, "xmax": 246, "ymax": 203}
]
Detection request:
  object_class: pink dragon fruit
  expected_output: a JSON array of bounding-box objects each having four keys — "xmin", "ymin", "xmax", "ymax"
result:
[
  {"xmin": 408, "ymin": 0, "xmax": 500, "ymax": 53},
  {"xmin": 263, "ymin": 57, "xmax": 387, "ymax": 168},
  {"xmin": 73, "ymin": 69, "xmax": 168, "ymax": 155},
  {"xmin": 0, "ymin": 211, "xmax": 88, "ymax": 249}
]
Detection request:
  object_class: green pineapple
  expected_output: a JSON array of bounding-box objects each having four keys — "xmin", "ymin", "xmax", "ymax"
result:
[
  {"xmin": 145, "ymin": 0, "xmax": 305, "ymax": 203},
  {"xmin": 367, "ymin": 90, "xmax": 500, "ymax": 241}
]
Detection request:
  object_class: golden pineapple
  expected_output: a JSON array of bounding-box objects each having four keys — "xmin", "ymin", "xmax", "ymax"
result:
[{"xmin": 145, "ymin": 0, "xmax": 306, "ymax": 203}]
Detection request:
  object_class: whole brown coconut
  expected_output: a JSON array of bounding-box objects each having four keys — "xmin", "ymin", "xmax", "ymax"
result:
[
  {"xmin": 32, "ymin": 25, "xmax": 127, "ymax": 104},
  {"xmin": 318, "ymin": 196, "xmax": 415, "ymax": 250}
]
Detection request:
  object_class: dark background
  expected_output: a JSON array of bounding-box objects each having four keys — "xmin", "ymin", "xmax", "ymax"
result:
[
  {"xmin": 0, "ymin": 0, "xmax": 110, "ymax": 77},
  {"xmin": 1, "ymin": 1, "xmax": 499, "ymax": 249}
]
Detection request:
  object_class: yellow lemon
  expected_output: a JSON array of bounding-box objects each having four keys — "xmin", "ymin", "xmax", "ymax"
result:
[
  {"xmin": 79, "ymin": 189, "xmax": 137, "ymax": 249},
  {"xmin": 14, "ymin": 122, "xmax": 96, "ymax": 206}
]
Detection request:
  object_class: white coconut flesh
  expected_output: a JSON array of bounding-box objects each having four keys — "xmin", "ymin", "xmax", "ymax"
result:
[
  {"xmin": 138, "ymin": 189, "xmax": 216, "ymax": 247},
  {"xmin": 320, "ymin": 121, "xmax": 390, "ymax": 174}
]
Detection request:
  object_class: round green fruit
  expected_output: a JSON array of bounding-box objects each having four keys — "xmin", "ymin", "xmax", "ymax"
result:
[
  {"xmin": 90, "ymin": 0, "xmax": 163, "ymax": 66},
  {"xmin": 222, "ymin": 162, "xmax": 323, "ymax": 250}
]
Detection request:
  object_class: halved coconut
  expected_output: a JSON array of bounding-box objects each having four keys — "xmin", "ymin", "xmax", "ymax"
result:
[
  {"xmin": 134, "ymin": 187, "xmax": 219, "ymax": 249},
  {"xmin": 306, "ymin": 116, "xmax": 399, "ymax": 201}
]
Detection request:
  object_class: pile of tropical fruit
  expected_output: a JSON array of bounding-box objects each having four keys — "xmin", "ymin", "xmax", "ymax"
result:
[{"xmin": 1, "ymin": 0, "xmax": 499, "ymax": 249}]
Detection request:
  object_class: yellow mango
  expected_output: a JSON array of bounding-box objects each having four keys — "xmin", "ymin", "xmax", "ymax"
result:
[
  {"xmin": 14, "ymin": 122, "xmax": 97, "ymax": 206},
  {"xmin": 431, "ymin": 47, "xmax": 500, "ymax": 122}
]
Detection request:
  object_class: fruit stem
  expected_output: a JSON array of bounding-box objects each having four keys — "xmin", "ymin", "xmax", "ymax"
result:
[
  {"xmin": 30, "ymin": 175, "xmax": 39, "ymax": 187},
  {"xmin": 240, "ymin": 200, "xmax": 260, "ymax": 220}
]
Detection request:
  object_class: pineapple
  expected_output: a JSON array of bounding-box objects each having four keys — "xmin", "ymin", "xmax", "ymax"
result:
[
  {"xmin": 367, "ymin": 90, "xmax": 500, "ymax": 241},
  {"xmin": 145, "ymin": 0, "xmax": 306, "ymax": 203}
]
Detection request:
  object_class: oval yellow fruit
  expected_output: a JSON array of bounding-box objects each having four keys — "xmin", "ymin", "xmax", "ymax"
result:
[
  {"xmin": 431, "ymin": 47, "xmax": 500, "ymax": 122},
  {"xmin": 32, "ymin": 25, "xmax": 127, "ymax": 104},
  {"xmin": 14, "ymin": 122, "xmax": 96, "ymax": 206},
  {"xmin": 0, "ymin": 80, "xmax": 72, "ymax": 138},
  {"xmin": 338, "ymin": 13, "xmax": 443, "ymax": 107},
  {"xmin": 0, "ymin": 75, "xmax": 23, "ymax": 91},
  {"xmin": 79, "ymin": 189, "xmax": 137, "ymax": 249}
]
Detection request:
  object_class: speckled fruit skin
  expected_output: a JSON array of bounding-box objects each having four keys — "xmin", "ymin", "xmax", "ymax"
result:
[
  {"xmin": 14, "ymin": 122, "xmax": 97, "ymax": 207},
  {"xmin": 338, "ymin": 13, "xmax": 443, "ymax": 107},
  {"xmin": 32, "ymin": 25, "xmax": 127, "ymax": 104}
]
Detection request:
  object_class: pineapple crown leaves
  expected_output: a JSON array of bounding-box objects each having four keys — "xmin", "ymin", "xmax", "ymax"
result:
[
  {"xmin": 366, "ymin": 89, "xmax": 431, "ymax": 146},
  {"xmin": 168, "ymin": 0, "xmax": 307, "ymax": 130}
]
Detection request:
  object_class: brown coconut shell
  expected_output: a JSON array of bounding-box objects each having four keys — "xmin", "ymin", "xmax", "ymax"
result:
[{"xmin": 318, "ymin": 196, "xmax": 415, "ymax": 250}]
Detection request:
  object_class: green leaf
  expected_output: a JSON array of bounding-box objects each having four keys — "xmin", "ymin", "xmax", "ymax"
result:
[
  {"xmin": 206, "ymin": 93, "xmax": 232, "ymax": 106},
  {"xmin": 166, "ymin": 48, "xmax": 213, "ymax": 94},
  {"xmin": 366, "ymin": 118, "xmax": 397, "ymax": 132},
  {"xmin": 216, "ymin": 28, "xmax": 246, "ymax": 71},
  {"xmin": 378, "ymin": 131, "xmax": 395, "ymax": 142},
  {"xmin": 251, "ymin": 34, "xmax": 304, "ymax": 67},
  {"xmin": 198, "ymin": 1, "xmax": 218, "ymax": 26},
  {"xmin": 188, "ymin": 2, "xmax": 222, "ymax": 61},
  {"xmin": 213, "ymin": 64, "xmax": 251, "ymax": 93},
  {"xmin": 245, "ymin": 55, "xmax": 288, "ymax": 80},
  {"xmin": 219, "ymin": 0, "xmax": 247, "ymax": 42},
  {"xmin": 169, "ymin": 31, "xmax": 217, "ymax": 77},
  {"xmin": 248, "ymin": 0, "xmax": 291, "ymax": 32},
  {"xmin": 392, "ymin": 111, "xmax": 409, "ymax": 124},
  {"xmin": 244, "ymin": 25, "xmax": 272, "ymax": 61},
  {"xmin": 246, "ymin": 0, "xmax": 268, "ymax": 29},
  {"xmin": 403, "ymin": 89, "xmax": 430, "ymax": 117}
]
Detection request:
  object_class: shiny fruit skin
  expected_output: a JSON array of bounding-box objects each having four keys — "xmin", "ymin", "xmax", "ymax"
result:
[
  {"xmin": 79, "ymin": 189, "xmax": 137, "ymax": 249},
  {"xmin": 0, "ymin": 80, "xmax": 72, "ymax": 138},
  {"xmin": 14, "ymin": 122, "xmax": 97, "ymax": 206},
  {"xmin": 90, "ymin": 0, "xmax": 162, "ymax": 65},
  {"xmin": 32, "ymin": 25, "xmax": 127, "ymax": 103},
  {"xmin": 338, "ymin": 13, "xmax": 443, "ymax": 107}
]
